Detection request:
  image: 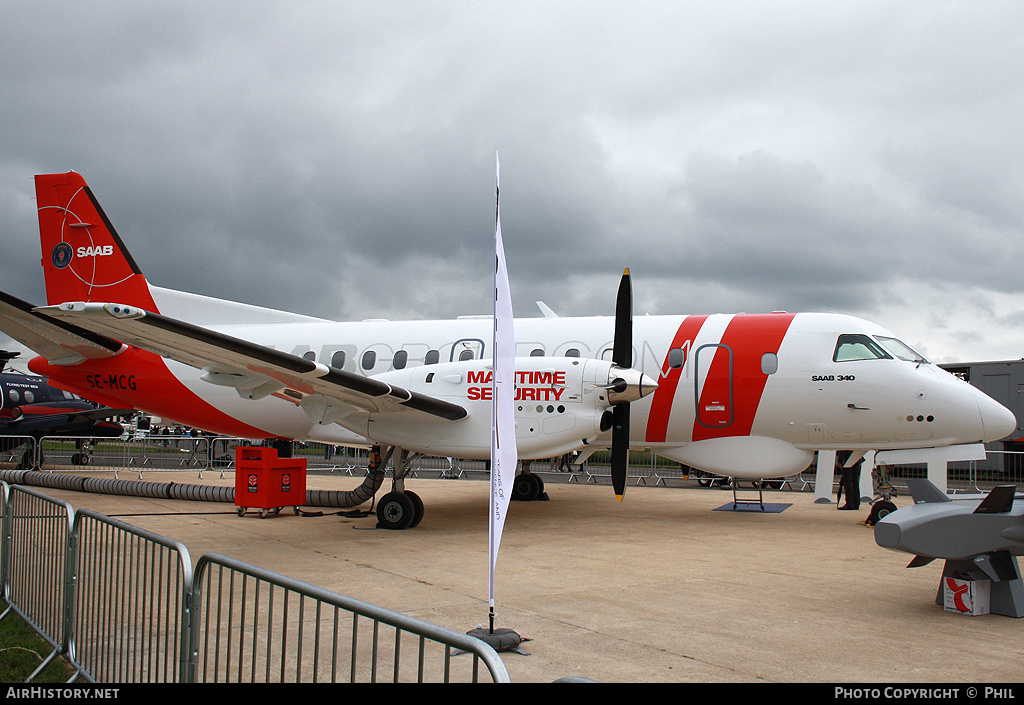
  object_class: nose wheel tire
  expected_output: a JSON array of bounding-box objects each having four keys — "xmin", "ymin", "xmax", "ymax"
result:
[{"xmin": 866, "ymin": 499, "xmax": 898, "ymax": 526}]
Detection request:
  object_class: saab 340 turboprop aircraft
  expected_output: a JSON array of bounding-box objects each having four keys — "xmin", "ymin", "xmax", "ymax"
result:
[{"xmin": 0, "ymin": 172, "xmax": 1015, "ymax": 529}]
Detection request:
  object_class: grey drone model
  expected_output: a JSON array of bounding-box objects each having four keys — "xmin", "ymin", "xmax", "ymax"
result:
[{"xmin": 874, "ymin": 478, "xmax": 1024, "ymax": 617}]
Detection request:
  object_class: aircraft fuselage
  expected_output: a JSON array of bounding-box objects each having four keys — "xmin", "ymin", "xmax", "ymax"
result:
[{"xmin": 30, "ymin": 307, "xmax": 1013, "ymax": 479}]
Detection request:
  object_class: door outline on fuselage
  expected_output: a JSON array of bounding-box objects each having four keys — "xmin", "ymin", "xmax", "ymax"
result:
[
  {"xmin": 695, "ymin": 343, "xmax": 734, "ymax": 429},
  {"xmin": 451, "ymin": 338, "xmax": 485, "ymax": 362}
]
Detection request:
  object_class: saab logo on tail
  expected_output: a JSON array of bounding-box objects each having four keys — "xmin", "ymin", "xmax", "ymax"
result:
[
  {"xmin": 77, "ymin": 245, "xmax": 114, "ymax": 258},
  {"xmin": 50, "ymin": 243, "xmax": 114, "ymax": 269}
]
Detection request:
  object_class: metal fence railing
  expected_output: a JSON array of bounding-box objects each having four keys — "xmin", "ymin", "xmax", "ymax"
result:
[
  {"xmin": 0, "ymin": 482, "xmax": 510, "ymax": 684},
  {"xmin": 191, "ymin": 553, "xmax": 510, "ymax": 683},
  {"xmin": 69, "ymin": 509, "xmax": 194, "ymax": 683},
  {"xmin": 10, "ymin": 436, "xmax": 1024, "ymax": 496},
  {"xmin": 30, "ymin": 436, "xmax": 373, "ymax": 477},
  {"xmin": 0, "ymin": 436, "xmax": 36, "ymax": 469},
  {"xmin": 0, "ymin": 484, "xmax": 74, "ymax": 681},
  {"xmin": 872, "ymin": 450, "xmax": 1024, "ymax": 494},
  {"xmin": 34, "ymin": 435, "xmax": 212, "ymax": 477}
]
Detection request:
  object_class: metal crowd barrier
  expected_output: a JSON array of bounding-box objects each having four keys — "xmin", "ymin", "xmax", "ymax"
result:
[
  {"xmin": 0, "ymin": 436, "xmax": 36, "ymax": 469},
  {"xmin": 0, "ymin": 484, "xmax": 74, "ymax": 681},
  {"xmin": 16, "ymin": 435, "xmax": 1024, "ymax": 496},
  {"xmin": 29, "ymin": 436, "xmax": 373, "ymax": 477},
  {"xmin": 70, "ymin": 509, "xmax": 193, "ymax": 682},
  {"xmin": 0, "ymin": 482, "xmax": 510, "ymax": 684},
  {"xmin": 191, "ymin": 553, "xmax": 509, "ymax": 683},
  {"xmin": 33, "ymin": 435, "xmax": 212, "ymax": 477},
  {"xmin": 876, "ymin": 450, "xmax": 1024, "ymax": 494}
]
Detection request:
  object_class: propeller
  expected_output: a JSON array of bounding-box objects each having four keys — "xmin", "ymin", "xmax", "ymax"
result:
[{"xmin": 611, "ymin": 268, "xmax": 632, "ymax": 502}]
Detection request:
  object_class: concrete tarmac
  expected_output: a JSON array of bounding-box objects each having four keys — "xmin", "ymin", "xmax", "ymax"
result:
[{"xmin": 21, "ymin": 470, "xmax": 1024, "ymax": 684}]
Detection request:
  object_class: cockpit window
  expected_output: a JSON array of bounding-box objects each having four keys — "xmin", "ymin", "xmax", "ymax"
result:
[
  {"xmin": 833, "ymin": 334, "xmax": 893, "ymax": 362},
  {"xmin": 874, "ymin": 336, "xmax": 929, "ymax": 364}
]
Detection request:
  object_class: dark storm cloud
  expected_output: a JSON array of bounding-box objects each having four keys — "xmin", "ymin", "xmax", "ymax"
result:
[{"xmin": 1, "ymin": 1, "xmax": 1022, "ymax": 361}]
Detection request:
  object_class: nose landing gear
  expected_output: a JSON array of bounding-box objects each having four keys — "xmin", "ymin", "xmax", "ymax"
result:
[{"xmin": 864, "ymin": 464, "xmax": 899, "ymax": 526}]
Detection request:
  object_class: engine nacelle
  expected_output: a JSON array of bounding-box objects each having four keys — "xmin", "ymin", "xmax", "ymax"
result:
[{"xmin": 336, "ymin": 356, "xmax": 656, "ymax": 459}]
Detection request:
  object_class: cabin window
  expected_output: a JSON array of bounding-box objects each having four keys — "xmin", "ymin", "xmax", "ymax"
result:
[
  {"xmin": 761, "ymin": 352, "xmax": 778, "ymax": 375},
  {"xmin": 459, "ymin": 349, "xmax": 475, "ymax": 361},
  {"xmin": 425, "ymin": 350, "xmax": 440, "ymax": 365},
  {"xmin": 331, "ymin": 351, "xmax": 346, "ymax": 369},
  {"xmin": 530, "ymin": 348, "xmax": 544, "ymax": 357},
  {"xmin": 302, "ymin": 351, "xmax": 316, "ymax": 361},
  {"xmin": 8, "ymin": 390, "xmax": 18, "ymax": 403},
  {"xmin": 23, "ymin": 391, "xmax": 34, "ymax": 403},
  {"xmin": 565, "ymin": 349, "xmax": 580, "ymax": 358},
  {"xmin": 667, "ymin": 347, "xmax": 685, "ymax": 369},
  {"xmin": 833, "ymin": 334, "xmax": 892, "ymax": 362},
  {"xmin": 361, "ymin": 350, "xmax": 376, "ymax": 370},
  {"xmin": 393, "ymin": 350, "xmax": 409, "ymax": 370}
]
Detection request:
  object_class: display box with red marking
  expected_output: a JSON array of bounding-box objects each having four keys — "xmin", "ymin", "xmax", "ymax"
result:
[
  {"xmin": 943, "ymin": 577, "xmax": 991, "ymax": 616},
  {"xmin": 234, "ymin": 446, "xmax": 306, "ymax": 517}
]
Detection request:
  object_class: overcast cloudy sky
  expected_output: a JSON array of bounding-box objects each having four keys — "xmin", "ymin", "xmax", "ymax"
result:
[{"xmin": 1, "ymin": 1, "xmax": 1022, "ymax": 368}]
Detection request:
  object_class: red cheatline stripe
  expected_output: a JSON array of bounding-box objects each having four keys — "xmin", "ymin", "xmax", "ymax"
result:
[
  {"xmin": 692, "ymin": 313, "xmax": 795, "ymax": 442},
  {"xmin": 645, "ymin": 315, "xmax": 709, "ymax": 443}
]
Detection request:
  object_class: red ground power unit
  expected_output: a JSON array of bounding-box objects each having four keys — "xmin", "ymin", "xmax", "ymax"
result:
[{"xmin": 234, "ymin": 446, "xmax": 307, "ymax": 518}]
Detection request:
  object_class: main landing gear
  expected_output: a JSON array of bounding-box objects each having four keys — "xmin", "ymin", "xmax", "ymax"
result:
[
  {"xmin": 368, "ymin": 447, "xmax": 550, "ymax": 529},
  {"xmin": 374, "ymin": 447, "xmax": 425, "ymax": 530},
  {"xmin": 511, "ymin": 471, "xmax": 545, "ymax": 502}
]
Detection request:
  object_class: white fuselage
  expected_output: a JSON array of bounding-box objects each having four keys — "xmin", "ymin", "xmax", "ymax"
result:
[{"xmin": 117, "ymin": 288, "xmax": 1014, "ymax": 479}]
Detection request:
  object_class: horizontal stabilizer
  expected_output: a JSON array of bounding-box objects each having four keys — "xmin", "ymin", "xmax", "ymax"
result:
[{"xmin": 0, "ymin": 290, "xmax": 123, "ymax": 366}]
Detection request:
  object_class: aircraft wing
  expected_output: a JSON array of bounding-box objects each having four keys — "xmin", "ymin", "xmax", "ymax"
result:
[
  {"xmin": 34, "ymin": 302, "xmax": 468, "ymax": 422},
  {"xmin": 0, "ymin": 405, "xmax": 130, "ymax": 436},
  {"xmin": 0, "ymin": 290, "xmax": 124, "ymax": 365},
  {"xmin": 56, "ymin": 406, "xmax": 136, "ymax": 424}
]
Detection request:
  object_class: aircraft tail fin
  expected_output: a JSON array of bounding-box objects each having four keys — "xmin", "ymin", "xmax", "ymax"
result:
[
  {"xmin": 35, "ymin": 172, "xmax": 159, "ymax": 312},
  {"xmin": 974, "ymin": 485, "xmax": 1016, "ymax": 514}
]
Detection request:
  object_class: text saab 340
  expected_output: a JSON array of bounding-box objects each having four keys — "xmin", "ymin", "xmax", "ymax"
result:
[{"xmin": 0, "ymin": 172, "xmax": 1015, "ymax": 529}]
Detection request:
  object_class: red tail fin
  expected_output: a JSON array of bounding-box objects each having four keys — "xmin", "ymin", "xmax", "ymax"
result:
[{"xmin": 35, "ymin": 172, "xmax": 159, "ymax": 312}]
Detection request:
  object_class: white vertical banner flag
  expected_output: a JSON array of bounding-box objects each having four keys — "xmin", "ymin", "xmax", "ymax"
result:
[{"xmin": 489, "ymin": 153, "xmax": 517, "ymax": 614}]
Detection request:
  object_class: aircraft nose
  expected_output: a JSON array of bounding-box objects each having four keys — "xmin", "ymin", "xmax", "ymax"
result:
[{"xmin": 976, "ymin": 391, "xmax": 1017, "ymax": 442}]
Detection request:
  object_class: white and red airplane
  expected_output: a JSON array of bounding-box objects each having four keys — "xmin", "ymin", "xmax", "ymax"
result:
[{"xmin": 0, "ymin": 172, "xmax": 1015, "ymax": 528}]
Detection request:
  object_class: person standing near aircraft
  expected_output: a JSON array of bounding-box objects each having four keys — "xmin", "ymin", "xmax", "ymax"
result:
[{"xmin": 836, "ymin": 451, "xmax": 863, "ymax": 510}]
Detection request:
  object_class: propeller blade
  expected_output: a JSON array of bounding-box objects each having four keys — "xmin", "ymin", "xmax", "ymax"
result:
[
  {"xmin": 612, "ymin": 404, "xmax": 629, "ymax": 501},
  {"xmin": 611, "ymin": 267, "xmax": 632, "ymax": 501},
  {"xmin": 613, "ymin": 268, "xmax": 632, "ymax": 368}
]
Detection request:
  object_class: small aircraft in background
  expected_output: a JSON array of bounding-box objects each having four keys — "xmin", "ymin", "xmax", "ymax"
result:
[
  {"xmin": 0, "ymin": 350, "xmax": 128, "ymax": 467},
  {"xmin": 0, "ymin": 171, "xmax": 1015, "ymax": 527}
]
